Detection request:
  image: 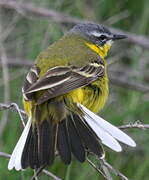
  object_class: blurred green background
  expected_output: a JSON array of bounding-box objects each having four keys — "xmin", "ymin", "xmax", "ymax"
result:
[{"xmin": 0, "ymin": 0, "xmax": 149, "ymax": 179}]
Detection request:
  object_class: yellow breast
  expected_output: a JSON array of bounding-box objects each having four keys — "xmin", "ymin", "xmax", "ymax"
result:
[
  {"xmin": 82, "ymin": 76, "xmax": 109, "ymax": 113},
  {"xmin": 85, "ymin": 42, "xmax": 112, "ymax": 59}
]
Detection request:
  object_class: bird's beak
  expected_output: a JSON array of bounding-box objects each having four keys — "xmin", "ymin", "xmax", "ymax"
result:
[{"xmin": 112, "ymin": 34, "xmax": 127, "ymax": 41}]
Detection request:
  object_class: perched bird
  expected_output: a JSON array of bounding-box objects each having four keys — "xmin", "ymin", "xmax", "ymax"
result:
[{"xmin": 8, "ymin": 23, "xmax": 136, "ymax": 171}]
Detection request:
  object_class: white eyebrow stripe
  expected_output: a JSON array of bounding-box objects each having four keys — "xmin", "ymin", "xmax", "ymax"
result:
[{"xmin": 90, "ymin": 31, "xmax": 108, "ymax": 37}]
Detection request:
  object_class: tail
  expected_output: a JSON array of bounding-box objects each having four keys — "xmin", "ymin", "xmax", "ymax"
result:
[{"xmin": 8, "ymin": 103, "xmax": 136, "ymax": 170}]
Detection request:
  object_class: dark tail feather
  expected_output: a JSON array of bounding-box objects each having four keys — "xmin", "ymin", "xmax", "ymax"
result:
[
  {"xmin": 21, "ymin": 118, "xmax": 56, "ymax": 169},
  {"xmin": 29, "ymin": 127, "xmax": 39, "ymax": 169},
  {"xmin": 72, "ymin": 113, "xmax": 104, "ymax": 158},
  {"xmin": 57, "ymin": 120, "xmax": 71, "ymax": 164},
  {"xmin": 21, "ymin": 125, "xmax": 39, "ymax": 169},
  {"xmin": 57, "ymin": 113, "xmax": 103, "ymax": 164},
  {"xmin": 38, "ymin": 119, "xmax": 56, "ymax": 166},
  {"xmin": 67, "ymin": 117, "xmax": 86, "ymax": 162}
]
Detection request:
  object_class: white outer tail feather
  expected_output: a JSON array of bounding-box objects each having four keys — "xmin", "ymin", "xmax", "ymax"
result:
[
  {"xmin": 82, "ymin": 114, "xmax": 122, "ymax": 152},
  {"xmin": 78, "ymin": 104, "xmax": 136, "ymax": 151},
  {"xmin": 8, "ymin": 117, "xmax": 32, "ymax": 171}
]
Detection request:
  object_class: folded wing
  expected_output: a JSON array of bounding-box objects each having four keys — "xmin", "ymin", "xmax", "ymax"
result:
[{"xmin": 23, "ymin": 63, "xmax": 105, "ymax": 104}]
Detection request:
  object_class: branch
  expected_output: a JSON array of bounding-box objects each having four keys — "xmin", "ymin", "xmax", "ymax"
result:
[
  {"xmin": 110, "ymin": 76, "xmax": 149, "ymax": 93},
  {"xmin": 0, "ymin": 0, "xmax": 149, "ymax": 49},
  {"xmin": 119, "ymin": 121, "xmax": 149, "ymax": 130},
  {"xmin": 109, "ymin": 27, "xmax": 149, "ymax": 49},
  {"xmin": 86, "ymin": 158, "xmax": 107, "ymax": 179},
  {"xmin": 87, "ymin": 155, "xmax": 129, "ymax": 180},
  {"xmin": 0, "ymin": 103, "xmax": 27, "ymax": 121},
  {"xmin": 100, "ymin": 159, "xmax": 113, "ymax": 180},
  {"xmin": 0, "ymin": 58, "xmax": 32, "ymax": 68},
  {"xmin": 0, "ymin": 152, "xmax": 11, "ymax": 158},
  {"xmin": 0, "ymin": 0, "xmax": 82, "ymax": 24},
  {"xmin": 33, "ymin": 170, "xmax": 39, "ymax": 180},
  {"xmin": 100, "ymin": 158, "xmax": 129, "ymax": 180},
  {"xmin": 42, "ymin": 170, "xmax": 62, "ymax": 180}
]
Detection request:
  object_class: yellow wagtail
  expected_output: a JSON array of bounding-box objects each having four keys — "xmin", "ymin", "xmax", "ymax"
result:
[{"xmin": 8, "ymin": 23, "xmax": 136, "ymax": 170}]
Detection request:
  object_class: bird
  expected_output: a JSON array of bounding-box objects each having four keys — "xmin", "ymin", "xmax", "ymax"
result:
[{"xmin": 8, "ymin": 23, "xmax": 136, "ymax": 171}]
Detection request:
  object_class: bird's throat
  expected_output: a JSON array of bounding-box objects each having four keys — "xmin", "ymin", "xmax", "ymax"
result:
[{"xmin": 85, "ymin": 42, "xmax": 111, "ymax": 58}]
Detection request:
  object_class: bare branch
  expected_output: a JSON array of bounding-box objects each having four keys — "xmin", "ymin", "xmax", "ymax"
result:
[
  {"xmin": 105, "ymin": 10, "xmax": 130, "ymax": 25},
  {"xmin": 0, "ymin": 0, "xmax": 149, "ymax": 49},
  {"xmin": 109, "ymin": 27, "xmax": 149, "ymax": 49},
  {"xmin": 110, "ymin": 76, "xmax": 149, "ymax": 93},
  {"xmin": 33, "ymin": 170, "xmax": 39, "ymax": 180},
  {"xmin": 11, "ymin": 103, "xmax": 26, "ymax": 127},
  {"xmin": 86, "ymin": 158, "xmax": 107, "ymax": 179},
  {"xmin": 102, "ymin": 168, "xmax": 113, "ymax": 180},
  {"xmin": 100, "ymin": 158, "xmax": 129, "ymax": 180},
  {"xmin": 42, "ymin": 170, "xmax": 62, "ymax": 180},
  {"xmin": 0, "ymin": 152, "xmax": 11, "ymax": 158},
  {"xmin": 100, "ymin": 159, "xmax": 113, "ymax": 180},
  {"xmin": 0, "ymin": 103, "xmax": 27, "ymax": 120},
  {"xmin": 119, "ymin": 121, "xmax": 149, "ymax": 130},
  {"xmin": 0, "ymin": 58, "xmax": 32, "ymax": 67},
  {"xmin": 0, "ymin": 0, "xmax": 82, "ymax": 24}
]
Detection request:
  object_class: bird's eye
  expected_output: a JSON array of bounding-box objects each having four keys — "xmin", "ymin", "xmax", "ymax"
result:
[{"xmin": 97, "ymin": 35, "xmax": 107, "ymax": 41}]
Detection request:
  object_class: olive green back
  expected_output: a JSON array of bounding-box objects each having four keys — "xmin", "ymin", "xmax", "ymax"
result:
[{"xmin": 35, "ymin": 34, "xmax": 100, "ymax": 76}]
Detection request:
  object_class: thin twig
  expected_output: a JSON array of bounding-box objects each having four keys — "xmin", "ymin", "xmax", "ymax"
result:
[
  {"xmin": 0, "ymin": 0, "xmax": 81, "ymax": 24},
  {"xmin": 100, "ymin": 158, "xmax": 129, "ymax": 180},
  {"xmin": 100, "ymin": 160, "xmax": 113, "ymax": 180},
  {"xmin": 119, "ymin": 121, "xmax": 149, "ymax": 130},
  {"xmin": 0, "ymin": 103, "xmax": 27, "ymax": 121},
  {"xmin": 31, "ymin": 165, "xmax": 46, "ymax": 180},
  {"xmin": 110, "ymin": 76, "xmax": 149, "ymax": 93},
  {"xmin": 0, "ymin": 58, "xmax": 32, "ymax": 67},
  {"xmin": 33, "ymin": 170, "xmax": 39, "ymax": 180},
  {"xmin": 105, "ymin": 10, "xmax": 130, "ymax": 25},
  {"xmin": 42, "ymin": 169, "xmax": 62, "ymax": 180},
  {"xmin": 86, "ymin": 158, "xmax": 107, "ymax": 179},
  {"xmin": 0, "ymin": 151, "xmax": 11, "ymax": 158},
  {"xmin": 0, "ymin": 14, "xmax": 20, "ymax": 43},
  {"xmin": 11, "ymin": 103, "xmax": 26, "ymax": 127}
]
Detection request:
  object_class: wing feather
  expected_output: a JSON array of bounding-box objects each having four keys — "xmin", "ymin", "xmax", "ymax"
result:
[{"xmin": 23, "ymin": 63, "xmax": 104, "ymax": 104}]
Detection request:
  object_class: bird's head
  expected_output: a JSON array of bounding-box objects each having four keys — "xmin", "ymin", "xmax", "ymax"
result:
[{"xmin": 70, "ymin": 23, "xmax": 127, "ymax": 57}]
